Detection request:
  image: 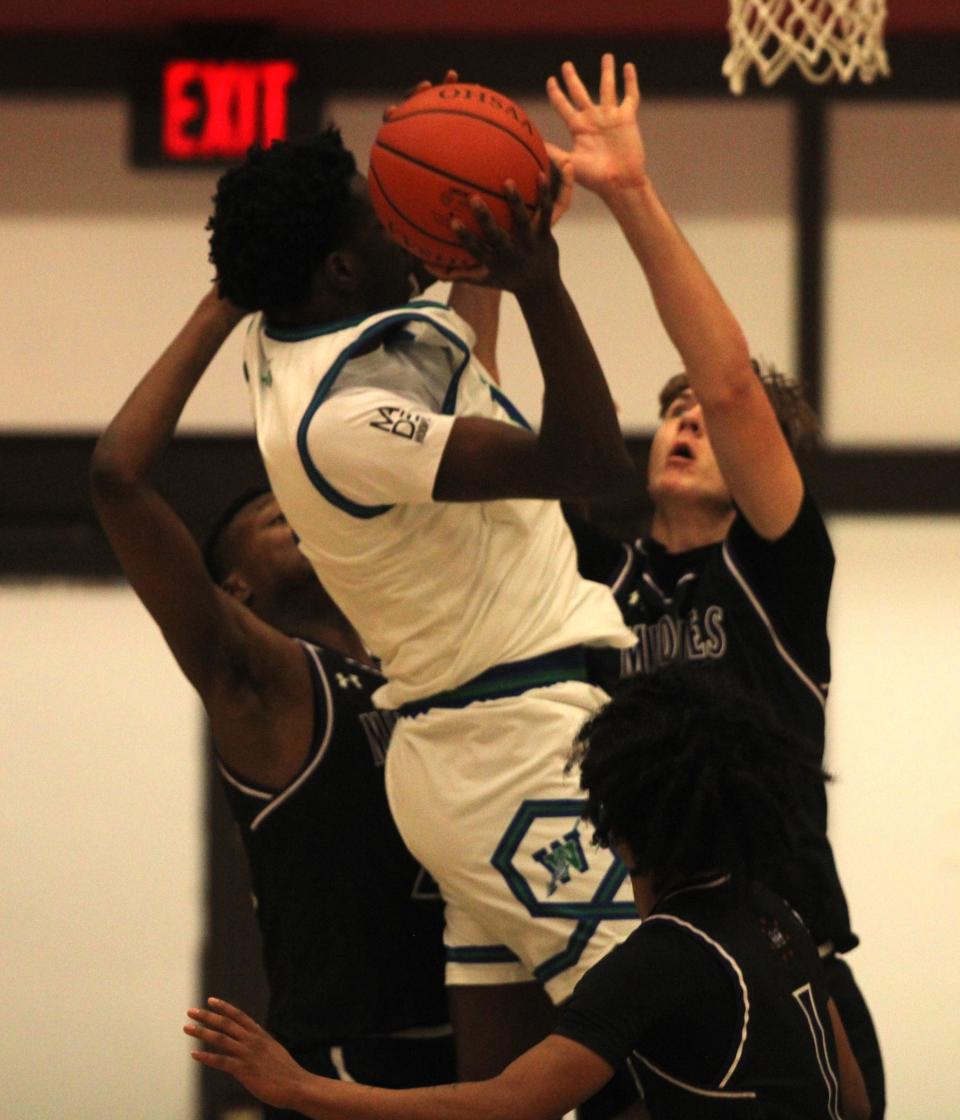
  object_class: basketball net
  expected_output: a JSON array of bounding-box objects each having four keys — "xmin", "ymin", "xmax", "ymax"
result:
[{"xmin": 723, "ymin": 0, "xmax": 890, "ymax": 94}]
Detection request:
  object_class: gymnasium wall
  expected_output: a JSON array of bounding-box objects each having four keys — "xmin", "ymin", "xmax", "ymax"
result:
[{"xmin": 1, "ymin": 87, "xmax": 958, "ymax": 1117}]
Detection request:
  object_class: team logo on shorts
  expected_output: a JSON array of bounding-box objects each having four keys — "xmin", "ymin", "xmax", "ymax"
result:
[
  {"xmin": 532, "ymin": 828, "xmax": 590, "ymax": 896},
  {"xmin": 492, "ymin": 799, "xmax": 635, "ymax": 921}
]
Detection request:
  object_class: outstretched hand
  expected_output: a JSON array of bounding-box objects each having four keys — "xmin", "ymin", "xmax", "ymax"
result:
[
  {"xmin": 185, "ymin": 998, "xmax": 311, "ymax": 1111},
  {"xmin": 546, "ymin": 52, "xmax": 647, "ymax": 199}
]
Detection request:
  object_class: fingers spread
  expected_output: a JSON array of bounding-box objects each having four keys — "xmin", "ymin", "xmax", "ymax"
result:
[
  {"xmin": 533, "ymin": 173, "xmax": 554, "ymax": 233},
  {"xmin": 546, "ymin": 74, "xmax": 575, "ymax": 122},
  {"xmin": 623, "ymin": 61, "xmax": 641, "ymax": 106},
  {"xmin": 599, "ymin": 52, "xmax": 616, "ymax": 106},
  {"xmin": 186, "ymin": 1005, "xmax": 245, "ymax": 1042},
  {"xmin": 208, "ymin": 997, "xmax": 259, "ymax": 1032},
  {"xmin": 190, "ymin": 1048, "xmax": 240, "ymax": 1073},
  {"xmin": 503, "ymin": 182, "xmax": 534, "ymax": 243},
  {"xmin": 183, "ymin": 1022, "xmax": 243, "ymax": 1057},
  {"xmin": 549, "ymin": 160, "xmax": 575, "ymax": 228},
  {"xmin": 560, "ymin": 60, "xmax": 593, "ymax": 110}
]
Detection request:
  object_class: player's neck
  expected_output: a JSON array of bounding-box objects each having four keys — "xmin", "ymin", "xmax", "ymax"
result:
[
  {"xmin": 630, "ymin": 871, "xmax": 658, "ymax": 919},
  {"xmin": 271, "ymin": 595, "xmax": 374, "ymax": 667},
  {"xmin": 649, "ymin": 502, "xmax": 735, "ymax": 554},
  {"xmin": 264, "ymin": 288, "xmax": 364, "ymax": 331}
]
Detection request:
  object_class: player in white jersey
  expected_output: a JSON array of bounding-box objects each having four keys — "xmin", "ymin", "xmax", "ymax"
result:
[
  {"xmin": 245, "ymin": 302, "xmax": 629, "ymax": 706},
  {"xmin": 208, "ymin": 125, "xmax": 642, "ymax": 1089}
]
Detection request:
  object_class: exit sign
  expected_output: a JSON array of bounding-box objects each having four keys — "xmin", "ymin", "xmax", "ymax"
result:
[
  {"xmin": 163, "ymin": 59, "xmax": 297, "ymax": 159},
  {"xmin": 132, "ymin": 44, "xmax": 314, "ymax": 167}
]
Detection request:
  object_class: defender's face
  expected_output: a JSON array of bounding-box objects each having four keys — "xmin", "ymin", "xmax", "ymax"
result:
[
  {"xmin": 230, "ymin": 493, "xmax": 316, "ymax": 602},
  {"xmin": 346, "ymin": 176, "xmax": 434, "ymax": 311},
  {"xmin": 647, "ymin": 390, "xmax": 731, "ymax": 511}
]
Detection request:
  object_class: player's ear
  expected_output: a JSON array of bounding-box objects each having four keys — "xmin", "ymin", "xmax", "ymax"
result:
[
  {"xmin": 324, "ymin": 249, "xmax": 363, "ymax": 294},
  {"xmin": 221, "ymin": 571, "xmax": 253, "ymax": 605}
]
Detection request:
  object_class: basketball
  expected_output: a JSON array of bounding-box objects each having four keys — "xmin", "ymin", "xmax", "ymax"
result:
[{"xmin": 369, "ymin": 82, "xmax": 550, "ymax": 270}]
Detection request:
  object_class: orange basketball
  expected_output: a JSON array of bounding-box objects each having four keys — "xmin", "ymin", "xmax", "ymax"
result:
[{"xmin": 369, "ymin": 83, "xmax": 549, "ymax": 270}]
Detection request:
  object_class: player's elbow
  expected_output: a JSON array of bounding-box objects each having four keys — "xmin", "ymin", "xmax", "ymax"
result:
[
  {"xmin": 89, "ymin": 438, "xmax": 137, "ymax": 504},
  {"xmin": 687, "ymin": 352, "xmax": 756, "ymax": 415}
]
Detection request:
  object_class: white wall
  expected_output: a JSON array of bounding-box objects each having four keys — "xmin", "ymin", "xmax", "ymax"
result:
[
  {"xmin": 0, "ymin": 98, "xmax": 251, "ymax": 432},
  {"xmin": 826, "ymin": 517, "xmax": 960, "ymax": 1115},
  {"xmin": 825, "ymin": 103, "xmax": 960, "ymax": 445},
  {"xmin": 2, "ymin": 86, "xmax": 959, "ymax": 1117},
  {"xmin": 0, "ymin": 583, "xmax": 204, "ymax": 1119}
]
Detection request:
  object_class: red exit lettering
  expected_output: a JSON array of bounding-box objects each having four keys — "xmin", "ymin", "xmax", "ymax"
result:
[{"xmin": 162, "ymin": 59, "xmax": 298, "ymax": 160}]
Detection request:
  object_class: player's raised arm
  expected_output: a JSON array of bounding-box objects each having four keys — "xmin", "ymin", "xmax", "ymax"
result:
[
  {"xmin": 547, "ymin": 53, "xmax": 802, "ymax": 540},
  {"xmin": 90, "ymin": 291, "xmax": 289, "ymax": 700},
  {"xmin": 186, "ymin": 997, "xmax": 611, "ymax": 1120},
  {"xmin": 446, "ymin": 160, "xmax": 574, "ymax": 388},
  {"xmin": 433, "ymin": 175, "xmax": 636, "ymax": 503}
]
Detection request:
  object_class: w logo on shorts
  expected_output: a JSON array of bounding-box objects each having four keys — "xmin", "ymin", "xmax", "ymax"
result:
[
  {"xmin": 532, "ymin": 829, "xmax": 589, "ymax": 896},
  {"xmin": 492, "ymin": 799, "xmax": 635, "ymax": 921}
]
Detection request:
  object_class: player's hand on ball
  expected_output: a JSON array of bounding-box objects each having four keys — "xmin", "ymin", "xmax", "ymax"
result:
[
  {"xmin": 383, "ymin": 69, "xmax": 459, "ymax": 121},
  {"xmin": 185, "ymin": 998, "xmax": 311, "ymax": 1110},
  {"xmin": 444, "ymin": 173, "xmax": 559, "ymax": 294},
  {"xmin": 549, "ymin": 157, "xmax": 575, "ymax": 227}
]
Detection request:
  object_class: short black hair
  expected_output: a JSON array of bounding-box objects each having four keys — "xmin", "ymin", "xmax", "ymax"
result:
[
  {"xmin": 201, "ymin": 486, "xmax": 271, "ymax": 584},
  {"xmin": 207, "ymin": 129, "xmax": 359, "ymax": 313},
  {"xmin": 571, "ymin": 666, "xmax": 828, "ymax": 892},
  {"xmin": 658, "ymin": 359, "xmax": 819, "ymax": 452}
]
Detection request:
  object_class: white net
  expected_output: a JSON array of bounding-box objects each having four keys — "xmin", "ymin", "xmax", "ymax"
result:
[{"xmin": 723, "ymin": 0, "xmax": 890, "ymax": 95}]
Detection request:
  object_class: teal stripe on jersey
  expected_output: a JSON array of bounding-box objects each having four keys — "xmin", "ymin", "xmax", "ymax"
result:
[{"xmin": 397, "ymin": 646, "xmax": 587, "ymax": 717}]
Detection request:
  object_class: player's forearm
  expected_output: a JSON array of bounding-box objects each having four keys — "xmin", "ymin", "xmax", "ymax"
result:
[
  {"xmin": 286, "ymin": 1073, "xmax": 546, "ymax": 1120},
  {"xmin": 449, "ymin": 283, "xmax": 502, "ymax": 384},
  {"xmin": 516, "ymin": 277, "xmax": 634, "ymax": 494},
  {"xmin": 92, "ymin": 290, "xmax": 243, "ymax": 486},
  {"xmin": 606, "ymin": 177, "xmax": 753, "ymax": 403}
]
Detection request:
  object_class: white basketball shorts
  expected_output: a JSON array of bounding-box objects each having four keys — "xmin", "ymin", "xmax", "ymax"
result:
[{"xmin": 384, "ymin": 680, "xmax": 639, "ymax": 1004}]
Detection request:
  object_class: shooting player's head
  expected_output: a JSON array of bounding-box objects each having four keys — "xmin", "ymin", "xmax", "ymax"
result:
[{"xmin": 208, "ymin": 129, "xmax": 426, "ymax": 320}]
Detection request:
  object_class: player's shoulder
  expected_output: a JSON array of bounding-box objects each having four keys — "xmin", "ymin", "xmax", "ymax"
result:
[
  {"xmin": 353, "ymin": 299, "xmax": 475, "ymax": 350},
  {"xmin": 729, "ymin": 485, "xmax": 831, "ymax": 554}
]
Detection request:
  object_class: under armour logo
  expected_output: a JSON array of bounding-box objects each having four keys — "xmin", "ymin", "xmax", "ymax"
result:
[{"xmin": 532, "ymin": 828, "xmax": 590, "ymax": 896}]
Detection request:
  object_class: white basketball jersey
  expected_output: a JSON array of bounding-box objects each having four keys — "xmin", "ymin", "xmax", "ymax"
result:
[{"xmin": 244, "ymin": 299, "xmax": 634, "ymax": 707}]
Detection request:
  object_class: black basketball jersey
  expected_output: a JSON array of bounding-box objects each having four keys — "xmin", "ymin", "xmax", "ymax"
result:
[
  {"xmin": 572, "ymin": 493, "xmax": 854, "ymax": 951},
  {"xmin": 556, "ymin": 876, "xmax": 843, "ymax": 1120},
  {"xmin": 216, "ymin": 641, "xmax": 447, "ymax": 1050}
]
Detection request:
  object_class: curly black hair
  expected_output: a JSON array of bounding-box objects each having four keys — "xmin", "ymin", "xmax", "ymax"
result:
[
  {"xmin": 207, "ymin": 129, "xmax": 359, "ymax": 313},
  {"xmin": 658, "ymin": 358, "xmax": 819, "ymax": 452},
  {"xmin": 570, "ymin": 665, "xmax": 828, "ymax": 893}
]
